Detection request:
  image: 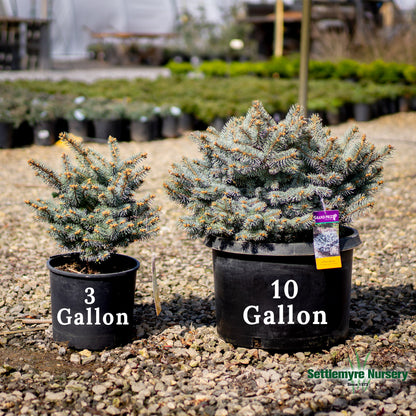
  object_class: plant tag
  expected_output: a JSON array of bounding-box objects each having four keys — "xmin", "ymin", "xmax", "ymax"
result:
[
  {"xmin": 313, "ymin": 210, "xmax": 342, "ymax": 270},
  {"xmin": 151, "ymin": 256, "xmax": 162, "ymax": 316}
]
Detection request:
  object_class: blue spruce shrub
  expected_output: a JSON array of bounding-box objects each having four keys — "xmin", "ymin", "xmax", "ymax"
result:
[
  {"xmin": 26, "ymin": 133, "xmax": 160, "ymax": 263},
  {"xmin": 165, "ymin": 101, "xmax": 393, "ymax": 243}
]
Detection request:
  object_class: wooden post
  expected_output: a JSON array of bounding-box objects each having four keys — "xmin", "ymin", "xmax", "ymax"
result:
[
  {"xmin": 354, "ymin": 0, "xmax": 365, "ymax": 45},
  {"xmin": 380, "ymin": 2, "xmax": 394, "ymax": 36},
  {"xmin": 38, "ymin": 0, "xmax": 51, "ymax": 69},
  {"xmin": 41, "ymin": 0, "xmax": 49, "ymax": 19},
  {"xmin": 274, "ymin": 0, "xmax": 284, "ymax": 57},
  {"xmin": 30, "ymin": 0, "xmax": 36, "ymax": 18},
  {"xmin": 38, "ymin": 21, "xmax": 51, "ymax": 69},
  {"xmin": 299, "ymin": 0, "xmax": 312, "ymax": 114}
]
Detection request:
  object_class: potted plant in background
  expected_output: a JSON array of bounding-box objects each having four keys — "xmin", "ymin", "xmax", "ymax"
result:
[
  {"xmin": 65, "ymin": 96, "xmax": 94, "ymax": 139},
  {"xmin": 350, "ymin": 85, "xmax": 376, "ymax": 122},
  {"xmin": 0, "ymin": 96, "xmax": 26, "ymax": 148},
  {"xmin": 25, "ymin": 133, "xmax": 160, "ymax": 350},
  {"xmin": 27, "ymin": 94, "xmax": 69, "ymax": 146},
  {"xmin": 160, "ymin": 104, "xmax": 182, "ymax": 138},
  {"xmin": 84, "ymin": 97, "xmax": 127, "ymax": 141},
  {"xmin": 0, "ymin": 105, "xmax": 14, "ymax": 148},
  {"xmin": 124, "ymin": 102, "xmax": 159, "ymax": 142},
  {"xmin": 165, "ymin": 101, "xmax": 392, "ymax": 351}
]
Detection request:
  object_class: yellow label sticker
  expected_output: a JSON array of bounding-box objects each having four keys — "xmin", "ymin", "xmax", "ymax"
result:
[{"xmin": 315, "ymin": 256, "xmax": 342, "ymax": 270}]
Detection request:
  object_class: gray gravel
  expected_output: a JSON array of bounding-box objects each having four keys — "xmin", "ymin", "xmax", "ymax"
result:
[
  {"xmin": 0, "ymin": 64, "xmax": 169, "ymax": 83},
  {"xmin": 0, "ymin": 112, "xmax": 415, "ymax": 415}
]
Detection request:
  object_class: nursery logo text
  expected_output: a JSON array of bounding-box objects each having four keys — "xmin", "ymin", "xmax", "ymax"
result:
[{"xmin": 307, "ymin": 350, "xmax": 409, "ymax": 392}]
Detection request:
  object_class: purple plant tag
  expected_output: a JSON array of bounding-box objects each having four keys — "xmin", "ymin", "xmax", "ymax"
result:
[
  {"xmin": 313, "ymin": 210, "xmax": 341, "ymax": 270},
  {"xmin": 313, "ymin": 210, "xmax": 340, "ymax": 223}
]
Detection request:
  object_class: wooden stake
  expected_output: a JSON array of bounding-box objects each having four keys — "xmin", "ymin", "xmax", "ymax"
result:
[
  {"xmin": 0, "ymin": 327, "xmax": 48, "ymax": 336},
  {"xmin": 299, "ymin": 0, "xmax": 312, "ymax": 113}
]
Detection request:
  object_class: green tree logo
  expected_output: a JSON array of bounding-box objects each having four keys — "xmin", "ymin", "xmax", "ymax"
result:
[{"xmin": 348, "ymin": 349, "xmax": 371, "ymax": 392}]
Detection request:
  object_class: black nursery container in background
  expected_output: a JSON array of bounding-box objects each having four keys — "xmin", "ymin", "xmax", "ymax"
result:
[
  {"xmin": 160, "ymin": 106, "xmax": 182, "ymax": 138},
  {"xmin": 83, "ymin": 97, "xmax": 127, "ymax": 141},
  {"xmin": 65, "ymin": 97, "xmax": 94, "ymax": 139},
  {"xmin": 67, "ymin": 119, "xmax": 94, "ymax": 139},
  {"xmin": 93, "ymin": 118, "xmax": 124, "ymax": 141},
  {"xmin": 129, "ymin": 117, "xmax": 160, "ymax": 142},
  {"xmin": 165, "ymin": 100, "xmax": 393, "ymax": 351},
  {"xmin": 33, "ymin": 120, "xmax": 57, "ymax": 146},
  {"xmin": 0, "ymin": 121, "xmax": 13, "ymax": 148},
  {"xmin": 125, "ymin": 103, "xmax": 161, "ymax": 142}
]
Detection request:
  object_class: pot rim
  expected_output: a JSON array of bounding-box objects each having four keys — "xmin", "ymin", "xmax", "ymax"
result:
[
  {"xmin": 47, "ymin": 252, "xmax": 140, "ymax": 280},
  {"xmin": 205, "ymin": 226, "xmax": 361, "ymax": 257}
]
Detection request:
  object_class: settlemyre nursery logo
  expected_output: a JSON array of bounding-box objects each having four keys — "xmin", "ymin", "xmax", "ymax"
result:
[{"xmin": 307, "ymin": 349, "xmax": 409, "ymax": 393}]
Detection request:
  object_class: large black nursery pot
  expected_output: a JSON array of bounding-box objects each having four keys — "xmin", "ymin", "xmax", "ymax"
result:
[
  {"xmin": 206, "ymin": 227, "xmax": 361, "ymax": 351},
  {"xmin": 48, "ymin": 253, "xmax": 139, "ymax": 350}
]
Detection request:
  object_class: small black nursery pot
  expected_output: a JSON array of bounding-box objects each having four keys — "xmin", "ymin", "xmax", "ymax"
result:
[{"xmin": 48, "ymin": 253, "xmax": 139, "ymax": 350}]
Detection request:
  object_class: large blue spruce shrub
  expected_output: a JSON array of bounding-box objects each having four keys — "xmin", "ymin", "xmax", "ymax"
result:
[{"xmin": 165, "ymin": 101, "xmax": 392, "ymax": 243}]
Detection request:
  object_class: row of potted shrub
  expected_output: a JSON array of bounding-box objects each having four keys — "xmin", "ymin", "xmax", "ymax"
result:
[
  {"xmin": 167, "ymin": 57, "xmax": 416, "ymax": 84},
  {"xmin": 0, "ymin": 90, "xmax": 187, "ymax": 148},
  {"xmin": 1, "ymin": 77, "xmax": 416, "ymax": 148}
]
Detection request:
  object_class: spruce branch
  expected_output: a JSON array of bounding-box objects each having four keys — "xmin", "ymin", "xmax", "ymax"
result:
[{"xmin": 27, "ymin": 160, "xmax": 63, "ymax": 190}]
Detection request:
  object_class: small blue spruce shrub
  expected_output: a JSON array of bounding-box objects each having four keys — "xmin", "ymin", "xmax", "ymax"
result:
[{"xmin": 26, "ymin": 133, "xmax": 160, "ymax": 264}]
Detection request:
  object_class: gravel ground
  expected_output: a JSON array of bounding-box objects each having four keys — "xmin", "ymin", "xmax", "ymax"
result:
[
  {"xmin": 0, "ymin": 112, "xmax": 415, "ymax": 416},
  {"xmin": 0, "ymin": 63, "xmax": 169, "ymax": 83}
]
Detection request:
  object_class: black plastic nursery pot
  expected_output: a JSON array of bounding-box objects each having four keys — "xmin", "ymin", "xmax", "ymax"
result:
[
  {"xmin": 353, "ymin": 103, "xmax": 372, "ymax": 122},
  {"xmin": 161, "ymin": 115, "xmax": 180, "ymax": 138},
  {"xmin": 33, "ymin": 121, "xmax": 56, "ymax": 146},
  {"xmin": 93, "ymin": 119, "xmax": 124, "ymax": 141},
  {"xmin": 67, "ymin": 119, "xmax": 93, "ymax": 138},
  {"xmin": 130, "ymin": 119, "xmax": 157, "ymax": 142},
  {"xmin": 48, "ymin": 253, "xmax": 139, "ymax": 350},
  {"xmin": 206, "ymin": 227, "xmax": 361, "ymax": 351},
  {"xmin": 178, "ymin": 113, "xmax": 194, "ymax": 134},
  {"xmin": 0, "ymin": 122, "xmax": 13, "ymax": 148}
]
